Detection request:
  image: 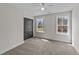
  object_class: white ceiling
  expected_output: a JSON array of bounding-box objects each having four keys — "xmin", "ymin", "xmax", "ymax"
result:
[{"xmin": 8, "ymin": 3, "xmax": 78, "ymax": 17}]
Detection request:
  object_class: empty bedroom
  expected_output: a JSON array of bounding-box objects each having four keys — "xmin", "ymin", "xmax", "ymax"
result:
[{"xmin": 0, "ymin": 3, "xmax": 79, "ymax": 55}]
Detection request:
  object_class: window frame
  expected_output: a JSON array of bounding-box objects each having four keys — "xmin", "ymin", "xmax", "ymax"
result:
[
  {"xmin": 56, "ymin": 16, "xmax": 69, "ymax": 35},
  {"xmin": 36, "ymin": 17, "xmax": 44, "ymax": 33}
]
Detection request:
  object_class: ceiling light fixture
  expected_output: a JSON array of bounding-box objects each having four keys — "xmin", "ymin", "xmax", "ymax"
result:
[
  {"xmin": 41, "ymin": 7, "xmax": 45, "ymax": 11},
  {"xmin": 40, "ymin": 3, "xmax": 45, "ymax": 11}
]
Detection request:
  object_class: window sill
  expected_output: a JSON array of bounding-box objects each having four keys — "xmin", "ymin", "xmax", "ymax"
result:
[
  {"xmin": 36, "ymin": 31, "xmax": 44, "ymax": 33},
  {"xmin": 56, "ymin": 32, "xmax": 69, "ymax": 35}
]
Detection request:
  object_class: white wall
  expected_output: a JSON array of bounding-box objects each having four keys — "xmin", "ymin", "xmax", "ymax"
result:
[
  {"xmin": 34, "ymin": 11, "xmax": 72, "ymax": 43},
  {"xmin": 72, "ymin": 4, "xmax": 79, "ymax": 50},
  {"xmin": 0, "ymin": 4, "xmax": 33, "ymax": 54},
  {"xmin": 0, "ymin": 3, "xmax": 34, "ymax": 54}
]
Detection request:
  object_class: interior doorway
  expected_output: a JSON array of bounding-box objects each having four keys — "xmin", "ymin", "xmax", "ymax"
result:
[{"xmin": 24, "ymin": 17, "xmax": 33, "ymax": 40}]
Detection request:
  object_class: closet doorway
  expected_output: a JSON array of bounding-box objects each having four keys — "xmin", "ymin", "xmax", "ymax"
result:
[{"xmin": 24, "ymin": 17, "xmax": 33, "ymax": 40}]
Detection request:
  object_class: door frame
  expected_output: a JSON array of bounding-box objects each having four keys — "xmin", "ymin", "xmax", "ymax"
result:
[{"xmin": 24, "ymin": 17, "xmax": 33, "ymax": 40}]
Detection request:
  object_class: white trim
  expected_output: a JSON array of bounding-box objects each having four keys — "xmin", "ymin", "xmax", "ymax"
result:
[
  {"xmin": 73, "ymin": 46, "xmax": 79, "ymax": 54},
  {"xmin": 71, "ymin": 44, "xmax": 79, "ymax": 54},
  {"xmin": 36, "ymin": 30, "xmax": 45, "ymax": 33},
  {"xmin": 56, "ymin": 32, "xmax": 69, "ymax": 35},
  {"xmin": 0, "ymin": 41, "xmax": 24, "ymax": 54},
  {"xmin": 36, "ymin": 16, "xmax": 44, "ymax": 32},
  {"xmin": 56, "ymin": 15, "xmax": 69, "ymax": 35}
]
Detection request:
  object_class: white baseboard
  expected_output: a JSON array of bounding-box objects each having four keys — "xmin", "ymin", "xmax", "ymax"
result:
[
  {"xmin": 34, "ymin": 36, "xmax": 70, "ymax": 44},
  {"xmin": 74, "ymin": 47, "xmax": 79, "ymax": 54},
  {"xmin": 71, "ymin": 44, "xmax": 79, "ymax": 54},
  {"xmin": 0, "ymin": 41, "xmax": 24, "ymax": 55}
]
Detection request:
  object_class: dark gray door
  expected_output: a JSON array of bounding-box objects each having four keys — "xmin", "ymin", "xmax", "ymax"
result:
[{"xmin": 24, "ymin": 18, "xmax": 33, "ymax": 40}]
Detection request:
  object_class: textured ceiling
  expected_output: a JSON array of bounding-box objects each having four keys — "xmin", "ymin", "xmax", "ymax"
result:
[{"xmin": 6, "ymin": 3, "xmax": 78, "ymax": 16}]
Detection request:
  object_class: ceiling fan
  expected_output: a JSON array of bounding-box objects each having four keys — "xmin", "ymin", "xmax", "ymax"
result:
[
  {"xmin": 39, "ymin": 3, "xmax": 54, "ymax": 14},
  {"xmin": 40, "ymin": 3, "xmax": 54, "ymax": 11},
  {"xmin": 32, "ymin": 3, "xmax": 54, "ymax": 13},
  {"xmin": 40, "ymin": 3, "xmax": 45, "ymax": 11}
]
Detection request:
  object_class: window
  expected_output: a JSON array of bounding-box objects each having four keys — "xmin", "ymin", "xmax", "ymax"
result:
[
  {"xmin": 36, "ymin": 17, "xmax": 44, "ymax": 32},
  {"xmin": 56, "ymin": 16, "xmax": 69, "ymax": 35}
]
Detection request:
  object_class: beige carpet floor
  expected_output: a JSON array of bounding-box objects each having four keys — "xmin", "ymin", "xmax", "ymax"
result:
[{"xmin": 3, "ymin": 38, "xmax": 79, "ymax": 55}]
